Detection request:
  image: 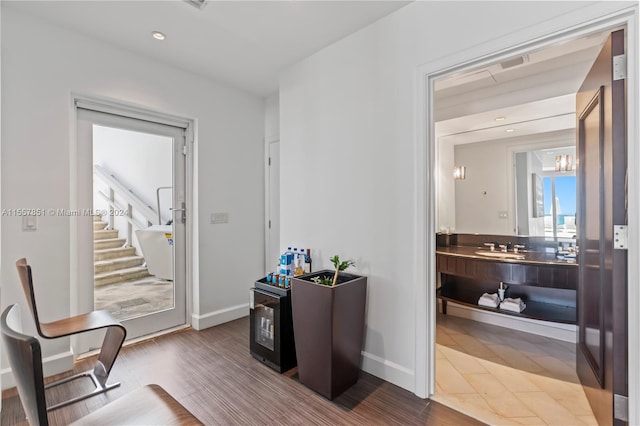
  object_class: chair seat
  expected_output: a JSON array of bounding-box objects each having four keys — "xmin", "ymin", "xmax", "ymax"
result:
[
  {"xmin": 39, "ymin": 310, "xmax": 123, "ymax": 339},
  {"xmin": 69, "ymin": 384, "xmax": 203, "ymax": 425}
]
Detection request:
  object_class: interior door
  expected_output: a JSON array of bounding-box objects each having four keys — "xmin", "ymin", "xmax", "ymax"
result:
[
  {"xmin": 76, "ymin": 107, "xmax": 187, "ymax": 345},
  {"xmin": 576, "ymin": 29, "xmax": 627, "ymax": 425},
  {"xmin": 267, "ymin": 141, "xmax": 280, "ymax": 273}
]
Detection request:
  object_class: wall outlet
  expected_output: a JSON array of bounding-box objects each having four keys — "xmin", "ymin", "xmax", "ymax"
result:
[
  {"xmin": 211, "ymin": 212, "xmax": 229, "ymax": 224},
  {"xmin": 22, "ymin": 215, "xmax": 38, "ymax": 231},
  {"xmin": 498, "ymin": 211, "xmax": 508, "ymax": 219}
]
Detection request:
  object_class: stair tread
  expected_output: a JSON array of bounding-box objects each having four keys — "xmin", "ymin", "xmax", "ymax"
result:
[
  {"xmin": 94, "ymin": 237, "xmax": 126, "ymax": 243},
  {"xmin": 94, "ymin": 255, "xmax": 144, "ymax": 267},
  {"xmin": 95, "ymin": 266, "xmax": 149, "ymax": 279},
  {"xmin": 93, "ymin": 224, "xmax": 108, "ymax": 231},
  {"xmin": 92, "ymin": 225, "xmax": 145, "ymax": 285},
  {"xmin": 94, "ymin": 246, "xmax": 136, "ymax": 253},
  {"xmin": 94, "ymin": 230, "xmax": 118, "ymax": 240}
]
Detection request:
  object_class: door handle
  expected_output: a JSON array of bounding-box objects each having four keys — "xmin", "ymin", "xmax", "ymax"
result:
[{"xmin": 170, "ymin": 202, "xmax": 186, "ymax": 224}]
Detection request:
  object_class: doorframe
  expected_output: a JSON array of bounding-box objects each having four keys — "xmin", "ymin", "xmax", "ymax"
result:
[
  {"xmin": 264, "ymin": 138, "xmax": 280, "ymax": 275},
  {"xmin": 69, "ymin": 93, "xmax": 197, "ymax": 351},
  {"xmin": 414, "ymin": 6, "xmax": 639, "ymax": 422}
]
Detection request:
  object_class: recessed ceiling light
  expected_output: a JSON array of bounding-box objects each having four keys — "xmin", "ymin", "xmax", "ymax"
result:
[
  {"xmin": 495, "ymin": 116, "xmax": 506, "ymax": 121},
  {"xmin": 505, "ymin": 128, "xmax": 515, "ymax": 133},
  {"xmin": 151, "ymin": 31, "xmax": 166, "ymax": 41}
]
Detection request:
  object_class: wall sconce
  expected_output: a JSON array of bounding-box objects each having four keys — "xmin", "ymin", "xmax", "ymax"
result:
[
  {"xmin": 453, "ymin": 165, "xmax": 466, "ymax": 180},
  {"xmin": 555, "ymin": 155, "xmax": 573, "ymax": 172}
]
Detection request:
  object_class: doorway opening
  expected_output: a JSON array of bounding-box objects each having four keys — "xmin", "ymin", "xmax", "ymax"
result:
[
  {"xmin": 92, "ymin": 125, "xmax": 175, "ymax": 321},
  {"xmin": 427, "ymin": 23, "xmax": 630, "ymax": 425},
  {"xmin": 74, "ymin": 100, "xmax": 192, "ymax": 345}
]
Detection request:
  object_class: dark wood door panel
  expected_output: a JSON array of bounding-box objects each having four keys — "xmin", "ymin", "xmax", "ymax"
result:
[{"xmin": 576, "ymin": 29, "xmax": 627, "ymax": 426}]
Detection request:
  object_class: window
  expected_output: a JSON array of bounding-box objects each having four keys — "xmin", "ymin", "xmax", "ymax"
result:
[{"xmin": 543, "ymin": 175, "xmax": 577, "ymax": 238}]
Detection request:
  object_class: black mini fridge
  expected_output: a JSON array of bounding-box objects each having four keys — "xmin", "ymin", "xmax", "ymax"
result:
[{"xmin": 249, "ymin": 280, "xmax": 296, "ymax": 373}]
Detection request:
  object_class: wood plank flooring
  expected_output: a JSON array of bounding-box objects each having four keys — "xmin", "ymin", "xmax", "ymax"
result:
[{"xmin": 2, "ymin": 316, "xmax": 483, "ymax": 425}]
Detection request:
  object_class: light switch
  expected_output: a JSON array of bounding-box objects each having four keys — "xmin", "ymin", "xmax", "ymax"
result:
[
  {"xmin": 22, "ymin": 215, "xmax": 38, "ymax": 231},
  {"xmin": 211, "ymin": 212, "xmax": 229, "ymax": 224}
]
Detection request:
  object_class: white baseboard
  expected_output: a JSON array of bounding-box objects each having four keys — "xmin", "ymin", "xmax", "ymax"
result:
[
  {"xmin": 360, "ymin": 350, "xmax": 415, "ymax": 392},
  {"xmin": 191, "ymin": 303, "xmax": 249, "ymax": 330},
  {"xmin": 1, "ymin": 350, "xmax": 74, "ymax": 390},
  {"xmin": 442, "ymin": 301, "xmax": 577, "ymax": 343}
]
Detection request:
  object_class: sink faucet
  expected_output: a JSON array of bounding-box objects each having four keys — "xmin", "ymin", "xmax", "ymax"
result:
[
  {"xmin": 513, "ymin": 244, "xmax": 525, "ymax": 253},
  {"xmin": 483, "ymin": 242, "xmax": 497, "ymax": 252},
  {"xmin": 498, "ymin": 244, "xmax": 509, "ymax": 253}
]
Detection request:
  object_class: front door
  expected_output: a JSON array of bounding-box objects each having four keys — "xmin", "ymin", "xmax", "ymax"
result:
[
  {"xmin": 75, "ymin": 106, "xmax": 188, "ymax": 345},
  {"xmin": 576, "ymin": 29, "xmax": 627, "ymax": 425}
]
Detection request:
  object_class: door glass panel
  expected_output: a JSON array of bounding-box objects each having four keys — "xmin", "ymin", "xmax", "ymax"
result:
[
  {"xmin": 93, "ymin": 125, "xmax": 175, "ymax": 321},
  {"xmin": 582, "ymin": 101, "xmax": 601, "ymax": 369},
  {"xmin": 254, "ymin": 304, "xmax": 275, "ymax": 350}
]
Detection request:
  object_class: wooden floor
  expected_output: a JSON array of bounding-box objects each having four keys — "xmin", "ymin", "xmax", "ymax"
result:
[{"xmin": 2, "ymin": 316, "xmax": 483, "ymax": 425}]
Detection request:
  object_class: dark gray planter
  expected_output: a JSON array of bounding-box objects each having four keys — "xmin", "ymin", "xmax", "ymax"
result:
[{"xmin": 291, "ymin": 270, "xmax": 367, "ymax": 400}]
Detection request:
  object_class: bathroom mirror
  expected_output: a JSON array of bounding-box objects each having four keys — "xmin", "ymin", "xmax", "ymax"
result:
[
  {"xmin": 436, "ymin": 127, "xmax": 577, "ymax": 239},
  {"xmin": 432, "ymin": 30, "xmax": 608, "ymax": 241},
  {"xmin": 513, "ymin": 145, "xmax": 576, "ymax": 238}
]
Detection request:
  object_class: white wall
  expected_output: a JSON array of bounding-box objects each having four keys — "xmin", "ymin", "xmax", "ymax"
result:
[
  {"xmin": 0, "ymin": 1, "xmax": 3, "ymax": 409},
  {"xmin": 93, "ymin": 125, "xmax": 173, "ymax": 257},
  {"xmin": 527, "ymin": 151, "xmax": 546, "ymax": 236},
  {"xmin": 1, "ymin": 7, "xmax": 264, "ymax": 378},
  {"xmin": 93, "ymin": 125, "xmax": 173, "ymax": 226},
  {"xmin": 265, "ymin": 94, "xmax": 279, "ymax": 144},
  {"xmin": 515, "ymin": 152, "xmax": 530, "ymax": 235},
  {"xmin": 454, "ymin": 141, "xmax": 512, "ymax": 234},
  {"xmin": 279, "ymin": 0, "xmax": 635, "ymax": 393},
  {"xmin": 436, "ymin": 140, "xmax": 455, "ymax": 233}
]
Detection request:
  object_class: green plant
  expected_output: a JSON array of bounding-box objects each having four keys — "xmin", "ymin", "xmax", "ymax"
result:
[
  {"xmin": 310, "ymin": 255, "xmax": 355, "ymax": 286},
  {"xmin": 310, "ymin": 275, "xmax": 333, "ymax": 286}
]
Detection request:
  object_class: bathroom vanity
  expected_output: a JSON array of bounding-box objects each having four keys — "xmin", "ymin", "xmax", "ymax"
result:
[{"xmin": 436, "ymin": 234, "xmax": 577, "ymax": 324}]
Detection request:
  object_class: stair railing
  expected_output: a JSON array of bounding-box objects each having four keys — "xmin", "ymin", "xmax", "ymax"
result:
[
  {"xmin": 93, "ymin": 165, "xmax": 160, "ymax": 246},
  {"xmin": 156, "ymin": 187, "xmax": 172, "ymax": 225}
]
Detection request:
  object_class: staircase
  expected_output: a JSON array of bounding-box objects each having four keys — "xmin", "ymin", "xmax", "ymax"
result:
[{"xmin": 93, "ymin": 217, "xmax": 150, "ymax": 287}]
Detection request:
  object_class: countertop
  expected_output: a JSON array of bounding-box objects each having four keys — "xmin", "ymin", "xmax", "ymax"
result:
[{"xmin": 436, "ymin": 245, "xmax": 577, "ymax": 266}]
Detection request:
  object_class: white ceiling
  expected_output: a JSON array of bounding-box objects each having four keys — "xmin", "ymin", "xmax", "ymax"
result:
[
  {"xmin": 2, "ymin": 0, "xmax": 614, "ymax": 131},
  {"xmin": 434, "ymin": 30, "xmax": 611, "ymax": 143},
  {"xmin": 436, "ymin": 94, "xmax": 576, "ymax": 145},
  {"xmin": 3, "ymin": 0, "xmax": 411, "ymax": 97}
]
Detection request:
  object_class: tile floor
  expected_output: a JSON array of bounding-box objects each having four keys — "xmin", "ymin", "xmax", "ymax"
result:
[
  {"xmin": 94, "ymin": 276, "xmax": 174, "ymax": 321},
  {"xmin": 433, "ymin": 313, "xmax": 596, "ymax": 426}
]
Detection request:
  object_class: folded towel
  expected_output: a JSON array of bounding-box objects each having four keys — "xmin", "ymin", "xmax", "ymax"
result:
[
  {"xmin": 478, "ymin": 292, "xmax": 500, "ymax": 308},
  {"xmin": 500, "ymin": 297, "xmax": 526, "ymax": 313}
]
